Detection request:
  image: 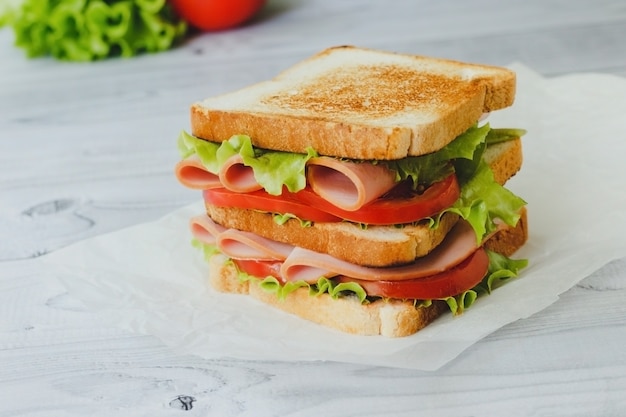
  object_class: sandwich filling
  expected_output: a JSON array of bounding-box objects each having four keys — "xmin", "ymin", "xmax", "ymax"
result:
[
  {"xmin": 176, "ymin": 123, "xmax": 525, "ymax": 241},
  {"xmin": 175, "ymin": 123, "xmax": 528, "ymax": 313}
]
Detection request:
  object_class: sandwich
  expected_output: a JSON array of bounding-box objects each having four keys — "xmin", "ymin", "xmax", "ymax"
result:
[{"xmin": 174, "ymin": 46, "xmax": 529, "ymax": 337}]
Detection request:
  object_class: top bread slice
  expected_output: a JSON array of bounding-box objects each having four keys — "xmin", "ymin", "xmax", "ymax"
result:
[{"xmin": 190, "ymin": 46, "xmax": 516, "ymax": 160}]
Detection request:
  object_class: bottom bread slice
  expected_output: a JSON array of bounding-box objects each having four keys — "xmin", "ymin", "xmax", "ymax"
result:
[
  {"xmin": 208, "ymin": 253, "xmax": 448, "ymax": 337},
  {"xmin": 207, "ymin": 208, "xmax": 528, "ymax": 337}
]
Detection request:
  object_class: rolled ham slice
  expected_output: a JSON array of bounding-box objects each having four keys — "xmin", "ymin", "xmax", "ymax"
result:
[
  {"xmin": 189, "ymin": 214, "xmax": 227, "ymax": 245},
  {"xmin": 217, "ymin": 229, "xmax": 294, "ymax": 261},
  {"xmin": 280, "ymin": 220, "xmax": 479, "ymax": 283},
  {"xmin": 306, "ymin": 157, "xmax": 397, "ymax": 211},
  {"xmin": 218, "ymin": 154, "xmax": 262, "ymax": 193},
  {"xmin": 175, "ymin": 155, "xmax": 223, "ymax": 190}
]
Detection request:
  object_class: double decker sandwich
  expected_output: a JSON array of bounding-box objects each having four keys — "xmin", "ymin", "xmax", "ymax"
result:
[{"xmin": 174, "ymin": 46, "xmax": 529, "ymax": 337}]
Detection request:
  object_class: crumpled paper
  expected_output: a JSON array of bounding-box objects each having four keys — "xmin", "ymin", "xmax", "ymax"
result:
[{"xmin": 42, "ymin": 64, "xmax": 626, "ymax": 371}]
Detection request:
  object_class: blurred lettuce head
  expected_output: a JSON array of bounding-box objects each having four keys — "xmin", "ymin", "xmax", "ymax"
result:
[{"xmin": 1, "ymin": 0, "xmax": 187, "ymax": 61}]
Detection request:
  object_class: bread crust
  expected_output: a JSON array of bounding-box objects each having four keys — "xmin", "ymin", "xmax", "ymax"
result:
[
  {"xmin": 482, "ymin": 138, "xmax": 523, "ymax": 184},
  {"xmin": 190, "ymin": 46, "xmax": 516, "ymax": 160}
]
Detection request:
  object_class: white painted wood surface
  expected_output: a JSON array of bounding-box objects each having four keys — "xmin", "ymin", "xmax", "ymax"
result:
[{"xmin": 2, "ymin": 0, "xmax": 626, "ymax": 415}]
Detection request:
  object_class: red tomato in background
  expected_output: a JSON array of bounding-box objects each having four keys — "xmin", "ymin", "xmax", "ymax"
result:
[{"xmin": 170, "ymin": 0, "xmax": 267, "ymax": 31}]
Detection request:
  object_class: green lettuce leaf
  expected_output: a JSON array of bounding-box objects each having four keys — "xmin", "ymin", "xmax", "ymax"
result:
[
  {"xmin": 240, "ymin": 273, "xmax": 368, "ymax": 303},
  {"xmin": 382, "ymin": 123, "xmax": 491, "ymax": 187},
  {"xmin": 242, "ymin": 144, "xmax": 318, "ymax": 195},
  {"xmin": 257, "ymin": 276, "xmax": 310, "ymax": 300},
  {"xmin": 191, "ymin": 238, "xmax": 220, "ymax": 261},
  {"xmin": 272, "ymin": 213, "xmax": 312, "ymax": 227},
  {"xmin": 193, "ymin": 242, "xmax": 527, "ymax": 318},
  {"xmin": 443, "ymin": 290, "xmax": 478, "ymax": 315},
  {"xmin": 178, "ymin": 124, "xmax": 496, "ymax": 199},
  {"xmin": 439, "ymin": 250, "xmax": 528, "ymax": 314},
  {"xmin": 479, "ymin": 250, "xmax": 529, "ymax": 293},
  {"xmin": 177, "ymin": 131, "xmax": 318, "ymax": 195},
  {"xmin": 431, "ymin": 160, "xmax": 527, "ymax": 244},
  {"xmin": 4, "ymin": 0, "xmax": 186, "ymax": 61},
  {"xmin": 486, "ymin": 128, "xmax": 527, "ymax": 144}
]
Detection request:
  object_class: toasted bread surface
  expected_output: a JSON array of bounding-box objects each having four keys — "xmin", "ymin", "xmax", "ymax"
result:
[
  {"xmin": 191, "ymin": 46, "xmax": 516, "ymax": 159},
  {"xmin": 205, "ymin": 205, "xmax": 458, "ymax": 267}
]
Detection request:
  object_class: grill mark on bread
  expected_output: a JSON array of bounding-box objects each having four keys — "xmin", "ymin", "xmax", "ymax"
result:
[{"xmin": 262, "ymin": 65, "xmax": 484, "ymax": 118}]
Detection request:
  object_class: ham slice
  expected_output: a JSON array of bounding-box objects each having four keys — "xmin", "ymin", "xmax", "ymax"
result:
[
  {"xmin": 175, "ymin": 154, "xmax": 262, "ymax": 192},
  {"xmin": 189, "ymin": 215, "xmax": 480, "ymax": 284},
  {"xmin": 218, "ymin": 154, "xmax": 262, "ymax": 193},
  {"xmin": 306, "ymin": 157, "xmax": 397, "ymax": 211},
  {"xmin": 190, "ymin": 214, "xmax": 293, "ymax": 260},
  {"xmin": 280, "ymin": 220, "xmax": 479, "ymax": 283},
  {"xmin": 176, "ymin": 154, "xmax": 399, "ymax": 213},
  {"xmin": 175, "ymin": 156, "xmax": 222, "ymax": 190},
  {"xmin": 216, "ymin": 229, "xmax": 294, "ymax": 261},
  {"xmin": 189, "ymin": 214, "xmax": 227, "ymax": 245}
]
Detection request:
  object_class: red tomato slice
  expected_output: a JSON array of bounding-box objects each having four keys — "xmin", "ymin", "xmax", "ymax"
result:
[
  {"xmin": 170, "ymin": 0, "xmax": 266, "ymax": 31},
  {"xmin": 204, "ymin": 173, "xmax": 459, "ymax": 225},
  {"xmin": 234, "ymin": 248, "xmax": 488, "ymax": 300},
  {"xmin": 294, "ymin": 174, "xmax": 460, "ymax": 225},
  {"xmin": 337, "ymin": 248, "xmax": 489, "ymax": 299},
  {"xmin": 203, "ymin": 188, "xmax": 342, "ymax": 223}
]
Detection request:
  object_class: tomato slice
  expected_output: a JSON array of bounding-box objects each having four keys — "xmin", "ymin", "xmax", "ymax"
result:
[
  {"xmin": 204, "ymin": 174, "xmax": 459, "ymax": 225},
  {"xmin": 336, "ymin": 248, "xmax": 489, "ymax": 299},
  {"xmin": 293, "ymin": 174, "xmax": 460, "ymax": 225},
  {"xmin": 203, "ymin": 188, "xmax": 342, "ymax": 223},
  {"xmin": 234, "ymin": 248, "xmax": 488, "ymax": 300}
]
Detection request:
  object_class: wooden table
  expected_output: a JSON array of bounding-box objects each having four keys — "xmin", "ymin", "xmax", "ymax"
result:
[{"xmin": 2, "ymin": 1, "xmax": 625, "ymax": 415}]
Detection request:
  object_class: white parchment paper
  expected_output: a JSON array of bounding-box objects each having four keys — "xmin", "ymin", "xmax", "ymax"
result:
[{"xmin": 42, "ymin": 64, "xmax": 626, "ymax": 370}]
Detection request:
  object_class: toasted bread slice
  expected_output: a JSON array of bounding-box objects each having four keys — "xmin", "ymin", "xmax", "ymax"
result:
[
  {"xmin": 205, "ymin": 205, "xmax": 458, "ymax": 267},
  {"xmin": 205, "ymin": 138, "xmax": 523, "ymax": 267},
  {"xmin": 207, "ymin": 207, "xmax": 527, "ymax": 337},
  {"xmin": 191, "ymin": 46, "xmax": 516, "ymax": 160}
]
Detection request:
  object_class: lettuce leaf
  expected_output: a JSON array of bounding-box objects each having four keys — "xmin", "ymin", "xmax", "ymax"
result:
[
  {"xmin": 479, "ymin": 250, "xmax": 529, "ymax": 293},
  {"xmin": 243, "ymin": 274, "xmax": 369, "ymax": 303},
  {"xmin": 178, "ymin": 124, "xmax": 494, "ymax": 197},
  {"xmin": 443, "ymin": 290, "xmax": 478, "ymax": 315},
  {"xmin": 193, "ymin": 242, "xmax": 527, "ymax": 318},
  {"xmin": 181, "ymin": 123, "xmax": 526, "ymax": 244},
  {"xmin": 4, "ymin": 0, "xmax": 186, "ymax": 61},
  {"xmin": 191, "ymin": 238, "xmax": 220, "ymax": 260},
  {"xmin": 430, "ymin": 160, "xmax": 527, "ymax": 244},
  {"xmin": 486, "ymin": 128, "xmax": 527, "ymax": 144},
  {"xmin": 242, "ymin": 144, "xmax": 318, "ymax": 195},
  {"xmin": 177, "ymin": 131, "xmax": 317, "ymax": 195},
  {"xmin": 439, "ymin": 250, "xmax": 528, "ymax": 314},
  {"xmin": 272, "ymin": 212, "xmax": 312, "ymax": 227},
  {"xmin": 382, "ymin": 123, "xmax": 491, "ymax": 187}
]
